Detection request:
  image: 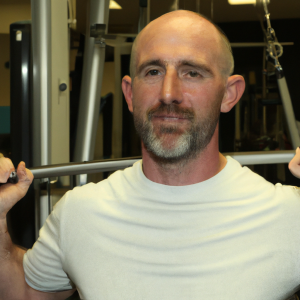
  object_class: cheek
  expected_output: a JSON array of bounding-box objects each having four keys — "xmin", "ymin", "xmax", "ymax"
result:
[
  {"xmin": 132, "ymin": 81, "xmax": 161, "ymax": 111},
  {"xmin": 182, "ymin": 81, "xmax": 225, "ymax": 111},
  {"xmin": 182, "ymin": 83, "xmax": 214, "ymax": 105},
  {"xmin": 133, "ymin": 80, "xmax": 153, "ymax": 100}
]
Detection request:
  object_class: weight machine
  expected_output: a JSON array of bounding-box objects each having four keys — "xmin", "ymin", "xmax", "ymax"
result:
[{"xmin": 257, "ymin": 0, "xmax": 300, "ymax": 148}]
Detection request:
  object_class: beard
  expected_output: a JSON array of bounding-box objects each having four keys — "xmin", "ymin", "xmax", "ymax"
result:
[{"xmin": 133, "ymin": 102, "xmax": 220, "ymax": 164}]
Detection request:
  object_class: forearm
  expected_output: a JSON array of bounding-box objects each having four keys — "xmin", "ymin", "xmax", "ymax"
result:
[
  {"xmin": 0, "ymin": 218, "xmax": 28, "ymax": 300},
  {"xmin": 0, "ymin": 158, "xmax": 75, "ymax": 300}
]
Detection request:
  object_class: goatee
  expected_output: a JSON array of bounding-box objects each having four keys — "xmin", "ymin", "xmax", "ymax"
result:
[{"xmin": 133, "ymin": 102, "xmax": 220, "ymax": 164}]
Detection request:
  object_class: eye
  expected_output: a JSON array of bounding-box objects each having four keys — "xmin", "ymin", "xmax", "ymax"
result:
[
  {"xmin": 188, "ymin": 71, "xmax": 200, "ymax": 78},
  {"xmin": 147, "ymin": 69, "xmax": 160, "ymax": 76}
]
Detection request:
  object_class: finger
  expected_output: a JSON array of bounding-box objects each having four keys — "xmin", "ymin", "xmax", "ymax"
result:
[
  {"xmin": 0, "ymin": 157, "xmax": 15, "ymax": 183},
  {"xmin": 288, "ymin": 147, "xmax": 300, "ymax": 178},
  {"xmin": 16, "ymin": 161, "xmax": 34, "ymax": 185},
  {"xmin": 289, "ymin": 147, "xmax": 300, "ymax": 166}
]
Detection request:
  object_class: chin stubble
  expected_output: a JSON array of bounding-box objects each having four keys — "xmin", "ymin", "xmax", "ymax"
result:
[{"xmin": 133, "ymin": 103, "xmax": 220, "ymax": 164}]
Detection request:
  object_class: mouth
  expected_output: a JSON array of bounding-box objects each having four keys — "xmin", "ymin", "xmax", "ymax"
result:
[
  {"xmin": 147, "ymin": 103, "xmax": 195, "ymax": 123},
  {"xmin": 151, "ymin": 113, "xmax": 192, "ymax": 122}
]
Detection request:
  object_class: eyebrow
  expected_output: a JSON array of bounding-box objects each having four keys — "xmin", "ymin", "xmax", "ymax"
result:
[
  {"xmin": 136, "ymin": 59, "xmax": 214, "ymax": 77},
  {"xmin": 136, "ymin": 59, "xmax": 165, "ymax": 76},
  {"xmin": 179, "ymin": 60, "xmax": 214, "ymax": 77}
]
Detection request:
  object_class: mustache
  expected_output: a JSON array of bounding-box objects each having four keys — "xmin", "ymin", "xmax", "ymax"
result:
[{"xmin": 147, "ymin": 103, "xmax": 195, "ymax": 120}]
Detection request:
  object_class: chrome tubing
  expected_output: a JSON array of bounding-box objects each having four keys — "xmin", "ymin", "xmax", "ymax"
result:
[
  {"xmin": 31, "ymin": 0, "xmax": 52, "ymax": 166},
  {"xmin": 30, "ymin": 151, "xmax": 295, "ymax": 180},
  {"xmin": 31, "ymin": 157, "xmax": 141, "ymax": 179},
  {"xmin": 74, "ymin": 0, "xmax": 110, "ymax": 164},
  {"xmin": 229, "ymin": 150, "xmax": 294, "ymax": 166},
  {"xmin": 277, "ymin": 77, "xmax": 300, "ymax": 149}
]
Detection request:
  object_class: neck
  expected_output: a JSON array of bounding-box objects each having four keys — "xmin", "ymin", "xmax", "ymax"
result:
[{"xmin": 141, "ymin": 135, "xmax": 227, "ymax": 186}]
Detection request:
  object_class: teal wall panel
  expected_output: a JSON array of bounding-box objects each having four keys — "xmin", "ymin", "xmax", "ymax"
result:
[{"xmin": 0, "ymin": 106, "xmax": 10, "ymax": 134}]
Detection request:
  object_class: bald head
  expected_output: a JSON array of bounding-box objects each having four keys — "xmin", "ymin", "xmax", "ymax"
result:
[{"xmin": 130, "ymin": 10, "xmax": 234, "ymax": 80}]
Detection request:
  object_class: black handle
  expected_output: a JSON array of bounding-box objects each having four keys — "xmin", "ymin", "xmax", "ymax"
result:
[{"xmin": 0, "ymin": 171, "xmax": 19, "ymax": 186}]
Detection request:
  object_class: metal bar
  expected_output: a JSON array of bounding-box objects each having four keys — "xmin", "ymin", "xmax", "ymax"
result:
[
  {"xmin": 138, "ymin": 0, "xmax": 148, "ymax": 32},
  {"xmin": 30, "ymin": 151, "xmax": 295, "ymax": 180},
  {"xmin": 230, "ymin": 42, "xmax": 294, "ymax": 47},
  {"xmin": 31, "ymin": 157, "xmax": 141, "ymax": 179},
  {"xmin": 74, "ymin": 0, "xmax": 110, "ymax": 164},
  {"xmin": 31, "ymin": 0, "xmax": 51, "ymax": 166},
  {"xmin": 50, "ymin": 0, "xmax": 70, "ymax": 167},
  {"xmin": 228, "ymin": 150, "xmax": 294, "ymax": 165},
  {"xmin": 277, "ymin": 77, "xmax": 300, "ymax": 149},
  {"xmin": 262, "ymin": 47, "xmax": 267, "ymax": 135},
  {"xmin": 147, "ymin": 0, "xmax": 150, "ymax": 25}
]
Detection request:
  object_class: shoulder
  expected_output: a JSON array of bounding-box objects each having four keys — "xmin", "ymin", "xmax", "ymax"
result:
[
  {"xmin": 225, "ymin": 156, "xmax": 300, "ymax": 205},
  {"xmin": 223, "ymin": 156, "xmax": 272, "ymax": 190},
  {"xmin": 53, "ymin": 160, "xmax": 142, "ymax": 214}
]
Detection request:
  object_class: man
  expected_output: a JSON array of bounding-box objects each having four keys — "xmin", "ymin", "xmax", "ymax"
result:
[{"xmin": 1, "ymin": 10, "xmax": 300, "ymax": 300}]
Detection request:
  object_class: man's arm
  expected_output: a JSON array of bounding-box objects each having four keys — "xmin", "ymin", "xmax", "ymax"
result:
[{"xmin": 0, "ymin": 157, "xmax": 75, "ymax": 300}]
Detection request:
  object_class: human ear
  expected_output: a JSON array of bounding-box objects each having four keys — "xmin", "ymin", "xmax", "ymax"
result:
[
  {"xmin": 122, "ymin": 75, "xmax": 133, "ymax": 113},
  {"xmin": 220, "ymin": 75, "xmax": 245, "ymax": 113}
]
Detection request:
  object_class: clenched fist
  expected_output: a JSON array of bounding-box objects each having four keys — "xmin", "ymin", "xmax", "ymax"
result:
[{"xmin": 0, "ymin": 157, "xmax": 34, "ymax": 220}]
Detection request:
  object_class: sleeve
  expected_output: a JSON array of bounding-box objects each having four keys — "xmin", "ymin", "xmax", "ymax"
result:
[{"xmin": 23, "ymin": 195, "xmax": 74, "ymax": 292}]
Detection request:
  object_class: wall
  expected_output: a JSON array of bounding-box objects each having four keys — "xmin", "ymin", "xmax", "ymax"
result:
[
  {"xmin": 0, "ymin": 3, "xmax": 31, "ymax": 109},
  {"xmin": 0, "ymin": 34, "xmax": 10, "ymax": 106}
]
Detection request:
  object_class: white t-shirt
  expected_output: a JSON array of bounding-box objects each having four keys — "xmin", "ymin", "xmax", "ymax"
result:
[{"xmin": 23, "ymin": 157, "xmax": 300, "ymax": 299}]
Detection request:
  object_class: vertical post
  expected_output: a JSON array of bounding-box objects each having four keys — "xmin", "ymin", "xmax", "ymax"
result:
[
  {"xmin": 235, "ymin": 101, "xmax": 240, "ymax": 151},
  {"xmin": 147, "ymin": 0, "xmax": 151, "ymax": 24},
  {"xmin": 262, "ymin": 47, "xmax": 267, "ymax": 136},
  {"xmin": 74, "ymin": 0, "xmax": 110, "ymax": 171},
  {"xmin": 31, "ymin": 0, "xmax": 51, "ymax": 236},
  {"xmin": 138, "ymin": 0, "xmax": 148, "ymax": 32},
  {"xmin": 9, "ymin": 22, "xmax": 35, "ymax": 248},
  {"xmin": 31, "ymin": 0, "xmax": 70, "ymax": 233},
  {"xmin": 277, "ymin": 76, "xmax": 300, "ymax": 149},
  {"xmin": 31, "ymin": 0, "xmax": 51, "ymax": 167},
  {"xmin": 50, "ymin": 0, "xmax": 70, "ymax": 167},
  {"xmin": 112, "ymin": 44, "xmax": 123, "ymax": 159},
  {"xmin": 31, "ymin": 0, "xmax": 70, "ymax": 168}
]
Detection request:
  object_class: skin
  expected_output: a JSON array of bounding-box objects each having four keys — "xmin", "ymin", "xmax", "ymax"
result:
[
  {"xmin": 1, "ymin": 9, "xmax": 300, "ymax": 300},
  {"xmin": 0, "ymin": 158, "xmax": 75, "ymax": 299},
  {"xmin": 289, "ymin": 148, "xmax": 300, "ymax": 178},
  {"xmin": 122, "ymin": 10, "xmax": 245, "ymax": 185}
]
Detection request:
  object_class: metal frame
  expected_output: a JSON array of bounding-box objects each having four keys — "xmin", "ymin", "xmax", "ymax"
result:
[
  {"xmin": 231, "ymin": 41, "xmax": 299, "ymax": 150},
  {"xmin": 277, "ymin": 76, "xmax": 300, "ymax": 149},
  {"xmin": 73, "ymin": 0, "xmax": 110, "ymax": 186},
  {"xmin": 260, "ymin": 0, "xmax": 300, "ymax": 149},
  {"xmin": 31, "ymin": 151, "xmax": 295, "ymax": 179},
  {"xmin": 74, "ymin": 0, "xmax": 110, "ymax": 164},
  {"xmin": 31, "ymin": 157, "xmax": 141, "ymax": 179},
  {"xmin": 230, "ymin": 42, "xmax": 293, "ymax": 47},
  {"xmin": 31, "ymin": 0, "xmax": 51, "ymax": 166},
  {"xmin": 31, "ymin": 0, "xmax": 70, "ymax": 167},
  {"xmin": 31, "ymin": 0, "xmax": 71, "ymax": 237}
]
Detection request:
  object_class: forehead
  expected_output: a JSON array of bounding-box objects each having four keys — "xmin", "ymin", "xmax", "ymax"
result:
[{"xmin": 135, "ymin": 15, "xmax": 222, "ymax": 69}]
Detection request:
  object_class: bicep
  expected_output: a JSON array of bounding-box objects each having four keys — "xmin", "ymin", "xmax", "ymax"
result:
[
  {"xmin": 23, "ymin": 202, "xmax": 73, "ymax": 293},
  {"xmin": 26, "ymin": 284, "xmax": 76, "ymax": 300}
]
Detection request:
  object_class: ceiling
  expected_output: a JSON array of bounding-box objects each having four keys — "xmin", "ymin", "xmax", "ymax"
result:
[
  {"xmin": 94, "ymin": 0, "xmax": 300, "ymax": 34},
  {"xmin": 1, "ymin": 0, "xmax": 299, "ymax": 34}
]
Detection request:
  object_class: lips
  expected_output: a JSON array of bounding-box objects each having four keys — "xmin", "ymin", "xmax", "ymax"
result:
[
  {"xmin": 147, "ymin": 103, "xmax": 195, "ymax": 121},
  {"xmin": 152, "ymin": 115, "xmax": 189, "ymax": 122},
  {"xmin": 153, "ymin": 114, "xmax": 187, "ymax": 119}
]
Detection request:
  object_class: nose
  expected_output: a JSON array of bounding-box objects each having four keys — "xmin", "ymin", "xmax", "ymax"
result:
[{"xmin": 160, "ymin": 68, "xmax": 183, "ymax": 105}]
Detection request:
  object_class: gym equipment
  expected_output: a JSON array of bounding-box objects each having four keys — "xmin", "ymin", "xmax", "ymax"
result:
[{"xmin": 257, "ymin": 0, "xmax": 300, "ymax": 149}]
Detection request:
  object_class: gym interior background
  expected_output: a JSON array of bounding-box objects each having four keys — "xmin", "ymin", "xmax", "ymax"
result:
[{"xmin": 0, "ymin": 0, "xmax": 300, "ymax": 264}]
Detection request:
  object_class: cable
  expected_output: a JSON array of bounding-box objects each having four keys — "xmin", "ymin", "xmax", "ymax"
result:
[{"xmin": 256, "ymin": 0, "xmax": 283, "ymax": 76}]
